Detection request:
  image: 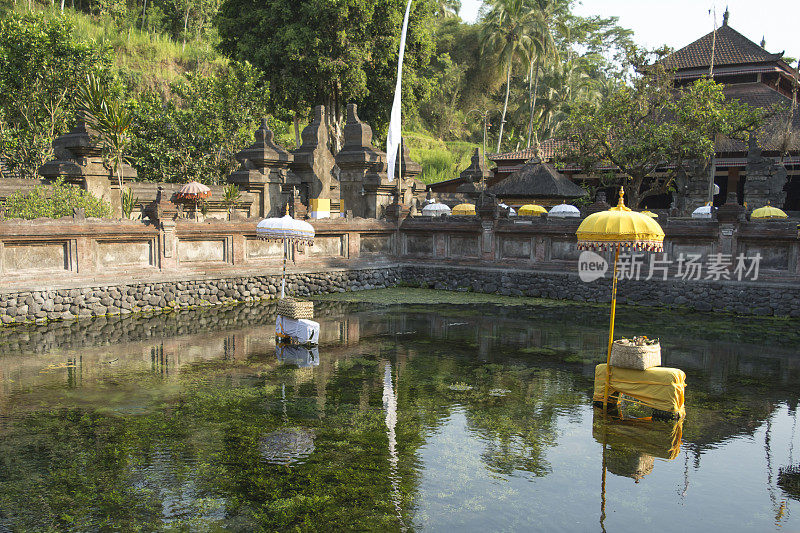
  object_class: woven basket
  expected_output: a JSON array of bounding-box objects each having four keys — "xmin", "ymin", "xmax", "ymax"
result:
[
  {"xmin": 610, "ymin": 340, "xmax": 661, "ymax": 370},
  {"xmin": 606, "ymin": 449, "xmax": 654, "ymax": 481},
  {"xmin": 277, "ymin": 298, "xmax": 314, "ymax": 320}
]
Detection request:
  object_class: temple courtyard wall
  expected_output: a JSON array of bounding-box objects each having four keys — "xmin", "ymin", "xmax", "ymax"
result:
[{"xmin": 0, "ymin": 215, "xmax": 799, "ymax": 324}]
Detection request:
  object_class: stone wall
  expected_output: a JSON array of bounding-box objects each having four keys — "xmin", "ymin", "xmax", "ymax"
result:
[
  {"xmin": 0, "ymin": 267, "xmax": 400, "ymax": 325},
  {"xmin": 402, "ymin": 264, "xmax": 800, "ymax": 317},
  {"xmin": 1, "ymin": 213, "xmax": 799, "ymax": 325}
]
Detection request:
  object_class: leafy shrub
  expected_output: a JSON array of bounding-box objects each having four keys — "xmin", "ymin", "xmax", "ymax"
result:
[{"xmin": 3, "ymin": 178, "xmax": 111, "ymax": 219}]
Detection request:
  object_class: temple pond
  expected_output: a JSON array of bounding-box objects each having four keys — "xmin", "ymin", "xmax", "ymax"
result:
[{"xmin": 1, "ymin": 289, "xmax": 800, "ymax": 531}]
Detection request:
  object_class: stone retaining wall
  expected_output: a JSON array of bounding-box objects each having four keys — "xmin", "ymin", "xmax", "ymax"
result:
[
  {"xmin": 402, "ymin": 264, "xmax": 800, "ymax": 318},
  {"xmin": 0, "ymin": 267, "xmax": 401, "ymax": 325},
  {"xmin": 2, "ymin": 261, "xmax": 799, "ymax": 327}
]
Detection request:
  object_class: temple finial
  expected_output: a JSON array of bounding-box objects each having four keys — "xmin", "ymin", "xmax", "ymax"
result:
[
  {"xmin": 618, "ymin": 186, "xmax": 625, "ymax": 207},
  {"xmin": 722, "ymin": 7, "xmax": 729, "ymax": 26}
]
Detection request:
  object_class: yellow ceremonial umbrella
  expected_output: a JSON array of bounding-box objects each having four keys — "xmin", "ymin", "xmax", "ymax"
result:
[
  {"xmin": 576, "ymin": 187, "xmax": 665, "ymax": 412},
  {"xmin": 518, "ymin": 204, "xmax": 548, "ymax": 216},
  {"xmin": 751, "ymin": 203, "xmax": 788, "ymax": 220},
  {"xmin": 640, "ymin": 210, "xmax": 658, "ymax": 218},
  {"xmin": 452, "ymin": 203, "xmax": 476, "ymax": 216}
]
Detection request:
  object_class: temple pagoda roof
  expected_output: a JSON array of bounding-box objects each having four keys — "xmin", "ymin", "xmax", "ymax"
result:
[
  {"xmin": 487, "ymin": 160, "xmax": 587, "ymax": 198},
  {"xmin": 664, "ymin": 24, "xmax": 784, "ymax": 72}
]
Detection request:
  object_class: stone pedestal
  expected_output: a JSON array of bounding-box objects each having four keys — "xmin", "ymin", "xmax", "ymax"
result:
[
  {"xmin": 456, "ymin": 148, "xmax": 490, "ymax": 201},
  {"xmin": 143, "ymin": 186, "xmax": 179, "ymax": 223},
  {"xmin": 393, "ymin": 137, "xmax": 425, "ymax": 208},
  {"xmin": 334, "ymin": 104, "xmax": 385, "ymax": 218},
  {"xmin": 228, "ymin": 118, "xmax": 297, "ymax": 218},
  {"xmin": 584, "ymin": 191, "xmax": 611, "ymax": 216},
  {"xmin": 717, "ymin": 170, "xmax": 745, "ymax": 223},
  {"xmin": 744, "ymin": 136, "xmax": 787, "ymax": 209},
  {"xmin": 476, "ymin": 191, "xmax": 500, "ymax": 221},
  {"xmin": 672, "ymin": 160, "xmax": 712, "ymax": 216},
  {"xmin": 38, "ymin": 113, "xmax": 136, "ymax": 218},
  {"xmin": 291, "ymin": 105, "xmax": 339, "ymax": 203},
  {"xmin": 363, "ymin": 161, "xmax": 398, "ymax": 219}
]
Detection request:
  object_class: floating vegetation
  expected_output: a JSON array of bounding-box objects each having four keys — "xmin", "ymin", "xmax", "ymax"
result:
[
  {"xmin": 488, "ymin": 388, "xmax": 511, "ymax": 397},
  {"xmin": 259, "ymin": 427, "xmax": 316, "ymax": 466},
  {"xmin": 448, "ymin": 382, "xmax": 473, "ymax": 392}
]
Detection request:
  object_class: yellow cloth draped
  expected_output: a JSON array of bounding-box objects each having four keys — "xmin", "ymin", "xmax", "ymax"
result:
[
  {"xmin": 592, "ymin": 416, "xmax": 683, "ymax": 461},
  {"xmin": 593, "ymin": 364, "xmax": 686, "ymax": 418}
]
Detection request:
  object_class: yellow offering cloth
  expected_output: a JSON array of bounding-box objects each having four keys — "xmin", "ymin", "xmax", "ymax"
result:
[
  {"xmin": 593, "ymin": 364, "xmax": 686, "ymax": 419},
  {"xmin": 592, "ymin": 416, "xmax": 683, "ymax": 461}
]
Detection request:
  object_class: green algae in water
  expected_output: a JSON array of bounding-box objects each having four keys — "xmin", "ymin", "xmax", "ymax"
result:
[{"xmin": 1, "ymin": 297, "xmax": 800, "ymax": 531}]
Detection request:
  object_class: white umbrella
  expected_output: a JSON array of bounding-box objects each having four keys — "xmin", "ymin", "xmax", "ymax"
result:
[
  {"xmin": 257, "ymin": 208, "xmax": 315, "ymax": 298},
  {"xmin": 421, "ymin": 202, "xmax": 451, "ymax": 216},
  {"xmin": 548, "ymin": 203, "xmax": 581, "ymax": 218},
  {"xmin": 499, "ymin": 203, "xmax": 516, "ymax": 216},
  {"xmin": 691, "ymin": 205, "xmax": 713, "ymax": 219}
]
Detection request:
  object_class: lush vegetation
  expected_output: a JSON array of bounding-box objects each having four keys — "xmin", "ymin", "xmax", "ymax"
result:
[
  {"xmin": 563, "ymin": 52, "xmax": 766, "ymax": 208},
  {"xmin": 3, "ymin": 177, "xmax": 111, "ymax": 218},
  {"xmin": 0, "ymin": 0, "xmax": 777, "ymax": 191}
]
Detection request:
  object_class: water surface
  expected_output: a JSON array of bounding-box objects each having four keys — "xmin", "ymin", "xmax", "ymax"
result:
[{"xmin": 0, "ymin": 292, "xmax": 799, "ymax": 531}]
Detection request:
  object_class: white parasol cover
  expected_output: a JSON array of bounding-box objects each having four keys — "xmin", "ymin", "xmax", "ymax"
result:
[
  {"xmin": 548, "ymin": 203, "xmax": 581, "ymax": 218},
  {"xmin": 499, "ymin": 203, "xmax": 516, "ymax": 216},
  {"xmin": 256, "ymin": 214, "xmax": 315, "ymax": 243},
  {"xmin": 691, "ymin": 205, "xmax": 713, "ymax": 219},
  {"xmin": 421, "ymin": 202, "xmax": 451, "ymax": 216}
]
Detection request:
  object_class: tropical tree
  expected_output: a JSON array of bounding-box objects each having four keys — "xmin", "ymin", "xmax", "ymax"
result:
[
  {"xmin": 524, "ymin": 0, "xmax": 568, "ymax": 148},
  {"xmin": 480, "ymin": 0, "xmax": 534, "ymax": 152},
  {"xmin": 216, "ymin": 0, "xmax": 437, "ymax": 151},
  {"xmin": 128, "ymin": 61, "xmax": 277, "ymax": 185},
  {"xmin": 0, "ymin": 13, "xmax": 109, "ymax": 178},
  {"xmin": 563, "ymin": 54, "xmax": 765, "ymax": 208},
  {"xmin": 436, "ymin": 0, "xmax": 461, "ymax": 18},
  {"xmin": 533, "ymin": 55, "xmax": 599, "ymax": 141}
]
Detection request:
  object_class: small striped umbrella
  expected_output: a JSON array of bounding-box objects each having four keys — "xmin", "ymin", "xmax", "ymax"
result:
[{"xmin": 176, "ymin": 181, "xmax": 211, "ymax": 218}]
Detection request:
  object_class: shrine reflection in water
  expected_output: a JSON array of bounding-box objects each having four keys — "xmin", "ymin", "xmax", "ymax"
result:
[{"xmin": 0, "ymin": 297, "xmax": 799, "ymax": 531}]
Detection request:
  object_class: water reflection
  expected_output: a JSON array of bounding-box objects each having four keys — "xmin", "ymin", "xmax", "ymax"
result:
[
  {"xmin": 276, "ymin": 344, "xmax": 320, "ymax": 368},
  {"xmin": 0, "ymin": 299, "xmax": 799, "ymax": 531}
]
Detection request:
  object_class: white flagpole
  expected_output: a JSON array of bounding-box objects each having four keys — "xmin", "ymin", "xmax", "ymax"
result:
[{"xmin": 386, "ymin": 0, "xmax": 413, "ymax": 183}]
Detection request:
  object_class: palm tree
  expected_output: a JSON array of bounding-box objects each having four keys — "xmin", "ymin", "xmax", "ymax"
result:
[
  {"xmin": 524, "ymin": 0, "xmax": 567, "ymax": 148},
  {"xmin": 480, "ymin": 0, "xmax": 535, "ymax": 153},
  {"xmin": 76, "ymin": 73, "xmax": 134, "ymax": 210},
  {"xmin": 533, "ymin": 55, "xmax": 599, "ymax": 141},
  {"xmin": 436, "ymin": 0, "xmax": 461, "ymax": 18}
]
